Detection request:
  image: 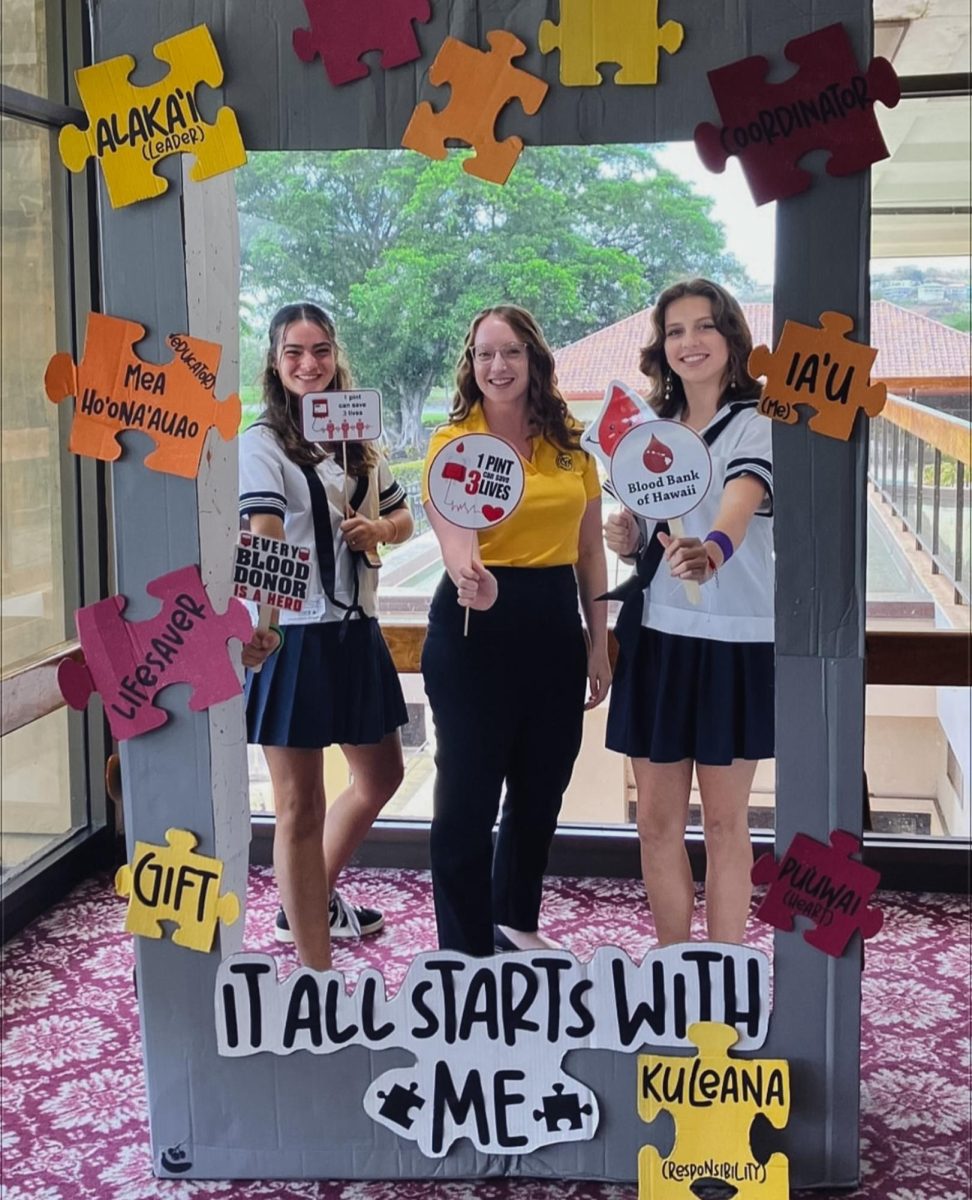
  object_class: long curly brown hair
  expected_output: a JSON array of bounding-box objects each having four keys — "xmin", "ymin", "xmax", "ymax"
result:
[
  {"xmin": 450, "ymin": 305, "xmax": 583, "ymax": 453},
  {"xmin": 639, "ymin": 278, "xmax": 761, "ymax": 419},
  {"xmin": 258, "ymin": 303, "xmax": 376, "ymax": 475}
]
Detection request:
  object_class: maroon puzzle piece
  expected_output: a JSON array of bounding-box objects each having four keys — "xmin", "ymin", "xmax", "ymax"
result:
[
  {"xmin": 694, "ymin": 22, "xmax": 900, "ymax": 205},
  {"xmin": 59, "ymin": 564, "xmax": 252, "ymax": 742},
  {"xmin": 293, "ymin": 0, "xmax": 431, "ymax": 86},
  {"xmin": 751, "ymin": 829, "xmax": 884, "ymax": 958}
]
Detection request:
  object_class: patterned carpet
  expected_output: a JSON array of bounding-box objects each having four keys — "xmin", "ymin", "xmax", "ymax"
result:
[{"xmin": 1, "ymin": 866, "xmax": 969, "ymax": 1200}]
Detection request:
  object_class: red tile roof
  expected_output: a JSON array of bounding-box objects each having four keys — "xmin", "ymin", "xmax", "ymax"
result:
[{"xmin": 553, "ymin": 299, "xmax": 971, "ymax": 401}]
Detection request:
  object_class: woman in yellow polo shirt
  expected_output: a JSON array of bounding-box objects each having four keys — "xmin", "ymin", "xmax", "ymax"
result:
[{"xmin": 421, "ymin": 304, "xmax": 611, "ymax": 956}]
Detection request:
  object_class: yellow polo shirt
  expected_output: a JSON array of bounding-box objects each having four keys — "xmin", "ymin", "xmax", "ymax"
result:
[{"xmin": 421, "ymin": 405, "xmax": 600, "ymax": 567}]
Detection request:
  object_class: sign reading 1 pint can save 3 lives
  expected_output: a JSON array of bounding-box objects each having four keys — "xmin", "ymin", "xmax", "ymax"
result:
[
  {"xmin": 300, "ymin": 390, "xmax": 383, "ymax": 443},
  {"xmin": 233, "ymin": 533, "xmax": 312, "ymax": 612}
]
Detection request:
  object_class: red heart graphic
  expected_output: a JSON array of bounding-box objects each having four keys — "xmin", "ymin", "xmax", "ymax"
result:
[{"xmin": 482, "ymin": 504, "xmax": 504, "ymax": 522}]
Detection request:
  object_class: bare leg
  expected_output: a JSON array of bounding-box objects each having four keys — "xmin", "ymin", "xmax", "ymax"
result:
[
  {"xmin": 264, "ymin": 745, "xmax": 330, "ymax": 970},
  {"xmin": 326, "ymin": 732, "xmax": 404, "ymax": 887},
  {"xmin": 696, "ymin": 759, "xmax": 757, "ymax": 943},
  {"xmin": 632, "ymin": 758, "xmax": 695, "ymax": 946}
]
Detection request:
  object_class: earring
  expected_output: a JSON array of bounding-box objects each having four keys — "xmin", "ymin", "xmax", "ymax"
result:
[
  {"xmin": 729, "ymin": 370, "xmax": 737, "ymax": 391},
  {"xmin": 663, "ymin": 371, "xmax": 672, "ymax": 403}
]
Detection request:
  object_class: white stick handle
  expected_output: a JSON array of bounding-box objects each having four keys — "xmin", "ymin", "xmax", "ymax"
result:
[
  {"xmin": 463, "ymin": 530, "xmax": 476, "ymax": 637},
  {"xmin": 669, "ymin": 517, "xmax": 701, "ymax": 606},
  {"xmin": 250, "ymin": 604, "xmax": 274, "ymax": 674}
]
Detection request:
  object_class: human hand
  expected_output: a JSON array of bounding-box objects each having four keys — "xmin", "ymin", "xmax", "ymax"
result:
[
  {"xmin": 340, "ymin": 513, "xmax": 382, "ymax": 554},
  {"xmin": 456, "ymin": 560, "xmax": 498, "ymax": 611},
  {"xmin": 584, "ymin": 644, "xmax": 612, "ymax": 710},
  {"xmin": 657, "ymin": 531, "xmax": 716, "ymax": 583},
  {"xmin": 242, "ymin": 626, "xmax": 281, "ymax": 668},
  {"xmin": 603, "ymin": 510, "xmax": 641, "ymax": 557}
]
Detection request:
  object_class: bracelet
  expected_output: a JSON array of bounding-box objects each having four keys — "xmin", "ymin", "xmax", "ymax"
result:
[
  {"xmin": 704, "ymin": 529, "xmax": 734, "ymax": 564},
  {"xmin": 268, "ymin": 624, "xmax": 285, "ymax": 651}
]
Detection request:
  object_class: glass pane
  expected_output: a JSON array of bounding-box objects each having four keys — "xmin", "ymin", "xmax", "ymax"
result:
[
  {"xmin": 1, "ymin": 117, "xmax": 69, "ymax": 670},
  {"xmin": 0, "ymin": 708, "xmax": 79, "ymax": 880},
  {"xmin": 0, "ymin": 0, "xmax": 48, "ymax": 97}
]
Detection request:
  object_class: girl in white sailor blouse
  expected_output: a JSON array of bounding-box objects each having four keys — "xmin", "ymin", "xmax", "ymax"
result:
[
  {"xmin": 604, "ymin": 279, "xmax": 774, "ymax": 948},
  {"xmin": 240, "ymin": 303, "xmax": 413, "ymax": 970}
]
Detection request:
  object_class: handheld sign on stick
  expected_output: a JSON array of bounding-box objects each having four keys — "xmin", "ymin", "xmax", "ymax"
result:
[
  {"xmin": 301, "ymin": 389, "xmax": 384, "ymax": 565},
  {"xmin": 580, "ymin": 378, "xmax": 653, "ymax": 475},
  {"xmin": 426, "ymin": 433, "xmax": 525, "ymax": 635},
  {"xmin": 609, "ymin": 420, "xmax": 713, "ymax": 605},
  {"xmin": 233, "ymin": 532, "xmax": 312, "ymax": 672}
]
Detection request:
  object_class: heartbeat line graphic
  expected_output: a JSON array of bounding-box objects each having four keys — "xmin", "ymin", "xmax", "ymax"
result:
[{"xmin": 445, "ymin": 500, "xmax": 482, "ymax": 514}]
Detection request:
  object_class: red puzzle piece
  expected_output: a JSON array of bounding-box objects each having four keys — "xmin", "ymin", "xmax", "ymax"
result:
[
  {"xmin": 293, "ymin": 0, "xmax": 431, "ymax": 86},
  {"xmin": 45, "ymin": 312, "xmax": 241, "ymax": 479},
  {"xmin": 694, "ymin": 23, "xmax": 900, "ymax": 205},
  {"xmin": 751, "ymin": 830, "xmax": 884, "ymax": 957},
  {"xmin": 59, "ymin": 565, "xmax": 252, "ymax": 741}
]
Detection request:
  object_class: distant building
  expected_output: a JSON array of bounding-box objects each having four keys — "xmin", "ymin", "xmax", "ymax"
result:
[{"xmin": 553, "ymin": 299, "xmax": 971, "ymax": 420}]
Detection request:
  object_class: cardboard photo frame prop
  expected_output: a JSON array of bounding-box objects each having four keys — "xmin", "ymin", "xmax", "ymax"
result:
[{"xmin": 91, "ymin": 0, "xmax": 877, "ymax": 1187}]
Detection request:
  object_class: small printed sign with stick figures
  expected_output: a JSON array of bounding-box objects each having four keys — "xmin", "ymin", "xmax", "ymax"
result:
[
  {"xmin": 426, "ymin": 432, "xmax": 525, "ymax": 634},
  {"xmin": 609, "ymin": 419, "xmax": 714, "ymax": 605},
  {"xmin": 301, "ymin": 389, "xmax": 384, "ymax": 565}
]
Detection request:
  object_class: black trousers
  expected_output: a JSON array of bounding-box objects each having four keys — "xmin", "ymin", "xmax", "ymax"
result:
[{"xmin": 421, "ymin": 567, "xmax": 587, "ymax": 956}]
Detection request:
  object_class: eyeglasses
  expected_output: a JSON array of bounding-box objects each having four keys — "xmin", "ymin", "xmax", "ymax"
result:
[{"xmin": 471, "ymin": 341, "xmax": 528, "ymax": 364}]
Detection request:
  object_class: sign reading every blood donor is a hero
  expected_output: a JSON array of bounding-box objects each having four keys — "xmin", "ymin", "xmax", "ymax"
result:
[
  {"xmin": 609, "ymin": 419, "xmax": 713, "ymax": 522},
  {"xmin": 233, "ymin": 533, "xmax": 312, "ymax": 612},
  {"xmin": 426, "ymin": 433, "xmax": 526, "ymax": 531},
  {"xmin": 300, "ymin": 390, "xmax": 383, "ymax": 442}
]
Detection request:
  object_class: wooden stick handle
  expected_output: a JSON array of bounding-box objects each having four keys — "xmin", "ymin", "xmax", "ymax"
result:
[{"xmin": 669, "ymin": 517, "xmax": 701, "ymax": 606}]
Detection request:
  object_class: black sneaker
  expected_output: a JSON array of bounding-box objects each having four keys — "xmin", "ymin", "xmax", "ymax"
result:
[
  {"xmin": 274, "ymin": 907, "xmax": 295, "ymax": 944},
  {"xmin": 329, "ymin": 889, "xmax": 384, "ymax": 938},
  {"xmin": 274, "ymin": 892, "xmax": 384, "ymax": 944}
]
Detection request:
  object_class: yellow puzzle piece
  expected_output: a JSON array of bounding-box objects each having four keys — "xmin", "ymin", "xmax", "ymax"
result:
[
  {"xmin": 637, "ymin": 1022, "xmax": 790, "ymax": 1200},
  {"xmin": 539, "ymin": 0, "xmax": 684, "ymax": 86},
  {"xmin": 115, "ymin": 828, "xmax": 240, "ymax": 953},
  {"xmin": 750, "ymin": 311, "xmax": 887, "ymax": 441},
  {"xmin": 59, "ymin": 24, "xmax": 247, "ymax": 209}
]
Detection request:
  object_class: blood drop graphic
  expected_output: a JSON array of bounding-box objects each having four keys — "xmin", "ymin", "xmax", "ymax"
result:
[{"xmin": 643, "ymin": 434, "xmax": 674, "ymax": 474}]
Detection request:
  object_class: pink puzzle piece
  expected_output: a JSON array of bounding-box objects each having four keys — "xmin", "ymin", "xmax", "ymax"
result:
[
  {"xmin": 293, "ymin": 0, "xmax": 431, "ymax": 86},
  {"xmin": 752, "ymin": 830, "xmax": 884, "ymax": 957},
  {"xmin": 694, "ymin": 22, "xmax": 900, "ymax": 205},
  {"xmin": 59, "ymin": 565, "xmax": 252, "ymax": 741}
]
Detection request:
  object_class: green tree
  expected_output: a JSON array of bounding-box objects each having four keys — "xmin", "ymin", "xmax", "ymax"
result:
[{"xmin": 237, "ymin": 146, "xmax": 749, "ymax": 452}]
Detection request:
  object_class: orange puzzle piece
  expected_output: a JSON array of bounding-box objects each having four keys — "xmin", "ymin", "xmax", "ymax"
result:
[
  {"xmin": 401, "ymin": 30, "xmax": 549, "ymax": 184},
  {"xmin": 749, "ymin": 311, "xmax": 887, "ymax": 441},
  {"xmin": 45, "ymin": 312, "xmax": 242, "ymax": 478}
]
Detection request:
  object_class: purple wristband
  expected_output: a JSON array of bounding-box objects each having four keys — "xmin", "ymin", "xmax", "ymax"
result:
[{"xmin": 705, "ymin": 529, "xmax": 734, "ymax": 564}]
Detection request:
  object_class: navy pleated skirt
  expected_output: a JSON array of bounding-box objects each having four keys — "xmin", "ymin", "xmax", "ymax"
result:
[
  {"xmin": 606, "ymin": 625, "xmax": 774, "ymax": 765},
  {"xmin": 245, "ymin": 617, "xmax": 407, "ymax": 749}
]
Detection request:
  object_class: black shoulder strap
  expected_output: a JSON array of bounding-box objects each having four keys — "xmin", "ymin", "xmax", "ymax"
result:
[{"xmin": 299, "ymin": 463, "xmax": 365, "ymax": 624}]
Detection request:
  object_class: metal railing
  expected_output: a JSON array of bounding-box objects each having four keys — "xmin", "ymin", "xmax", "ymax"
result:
[{"xmin": 870, "ymin": 392, "xmax": 971, "ymax": 605}]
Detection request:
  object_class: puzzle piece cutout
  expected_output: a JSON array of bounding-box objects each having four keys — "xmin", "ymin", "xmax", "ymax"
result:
[
  {"xmin": 376, "ymin": 1081, "xmax": 426, "ymax": 1129},
  {"xmin": 694, "ymin": 22, "xmax": 900, "ymax": 205},
  {"xmin": 752, "ymin": 830, "xmax": 883, "ymax": 957},
  {"xmin": 58, "ymin": 24, "xmax": 247, "ymax": 208},
  {"xmin": 401, "ymin": 30, "xmax": 548, "ymax": 185},
  {"xmin": 115, "ymin": 828, "xmax": 240, "ymax": 952},
  {"xmin": 638, "ymin": 1022, "xmax": 789, "ymax": 1200},
  {"xmin": 59, "ymin": 564, "xmax": 252, "ymax": 741},
  {"xmin": 293, "ymin": 0, "xmax": 431, "ymax": 86},
  {"xmin": 749, "ymin": 310, "xmax": 887, "ymax": 441},
  {"xmin": 45, "ymin": 312, "xmax": 242, "ymax": 477},
  {"xmin": 533, "ymin": 1083, "xmax": 594, "ymax": 1133},
  {"xmin": 539, "ymin": 0, "xmax": 683, "ymax": 86}
]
